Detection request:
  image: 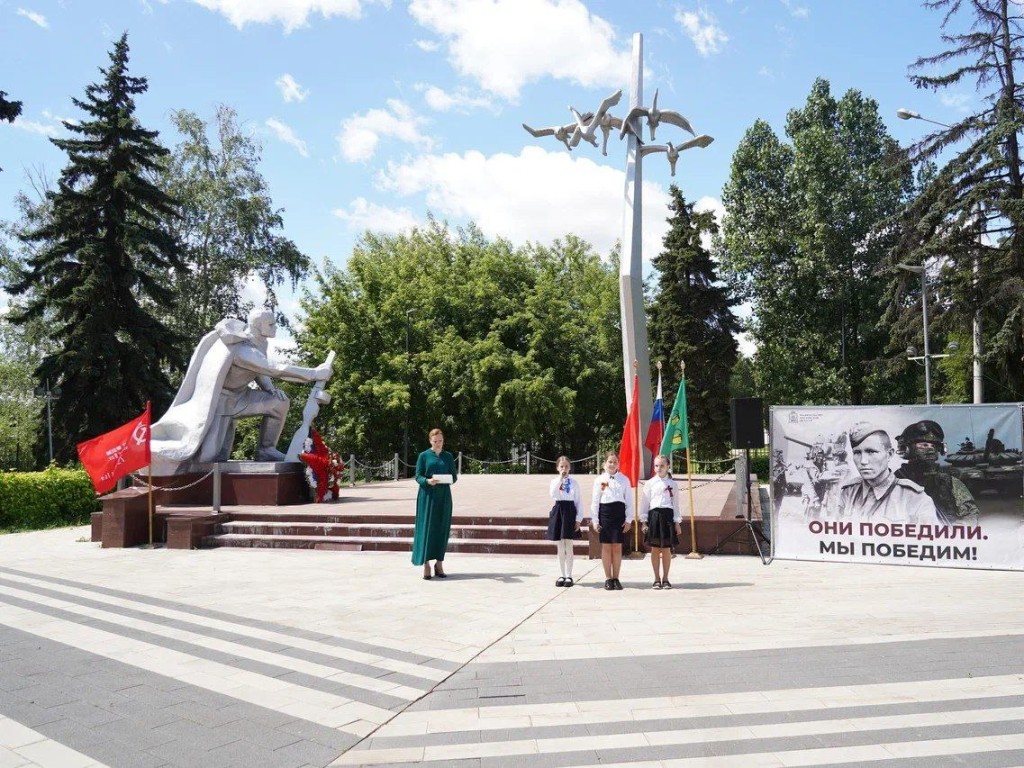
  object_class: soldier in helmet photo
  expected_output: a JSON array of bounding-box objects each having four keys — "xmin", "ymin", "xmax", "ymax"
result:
[
  {"xmin": 837, "ymin": 422, "xmax": 940, "ymax": 524},
  {"xmin": 895, "ymin": 420, "xmax": 979, "ymax": 525}
]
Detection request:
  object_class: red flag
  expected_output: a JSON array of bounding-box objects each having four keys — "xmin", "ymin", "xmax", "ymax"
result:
[
  {"xmin": 77, "ymin": 403, "xmax": 151, "ymax": 494},
  {"xmin": 618, "ymin": 374, "xmax": 641, "ymax": 488}
]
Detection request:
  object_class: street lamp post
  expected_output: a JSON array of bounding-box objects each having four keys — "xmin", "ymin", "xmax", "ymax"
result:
[
  {"xmin": 897, "ymin": 263, "xmax": 932, "ymax": 403},
  {"xmin": 403, "ymin": 308, "xmax": 415, "ymax": 478},
  {"xmin": 32, "ymin": 379, "xmax": 60, "ymax": 464},
  {"xmin": 897, "ymin": 107, "xmax": 984, "ymax": 403}
]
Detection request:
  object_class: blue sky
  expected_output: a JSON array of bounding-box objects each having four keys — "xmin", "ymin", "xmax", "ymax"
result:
[{"xmin": 0, "ymin": 0, "xmax": 974, "ymax": 341}]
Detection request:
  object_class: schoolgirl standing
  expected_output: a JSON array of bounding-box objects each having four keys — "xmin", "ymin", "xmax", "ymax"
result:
[
  {"xmin": 641, "ymin": 454, "xmax": 683, "ymax": 589},
  {"xmin": 547, "ymin": 456, "xmax": 583, "ymax": 587},
  {"xmin": 590, "ymin": 452, "xmax": 633, "ymax": 591}
]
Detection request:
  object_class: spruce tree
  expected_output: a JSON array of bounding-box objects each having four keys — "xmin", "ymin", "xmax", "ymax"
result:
[
  {"xmin": 886, "ymin": 0, "xmax": 1024, "ymax": 401},
  {"xmin": 0, "ymin": 90, "xmax": 22, "ymax": 172},
  {"xmin": 6, "ymin": 34, "xmax": 182, "ymax": 462},
  {"xmin": 649, "ymin": 186, "xmax": 740, "ymax": 457}
]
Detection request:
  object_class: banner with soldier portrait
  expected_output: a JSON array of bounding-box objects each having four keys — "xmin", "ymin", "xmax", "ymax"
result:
[{"xmin": 769, "ymin": 404, "xmax": 1024, "ymax": 570}]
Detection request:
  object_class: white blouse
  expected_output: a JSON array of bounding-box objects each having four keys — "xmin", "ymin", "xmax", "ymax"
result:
[
  {"xmin": 640, "ymin": 475, "xmax": 681, "ymax": 523},
  {"xmin": 549, "ymin": 475, "xmax": 584, "ymax": 522},
  {"xmin": 590, "ymin": 471, "xmax": 635, "ymax": 520}
]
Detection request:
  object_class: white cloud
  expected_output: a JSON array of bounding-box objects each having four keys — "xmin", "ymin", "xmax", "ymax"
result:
[
  {"xmin": 416, "ymin": 83, "xmax": 493, "ymax": 113},
  {"xmin": 16, "ymin": 7, "xmax": 49, "ymax": 28},
  {"xmin": 9, "ymin": 109, "xmax": 70, "ymax": 136},
  {"xmin": 275, "ymin": 73, "xmax": 309, "ymax": 103},
  {"xmin": 187, "ymin": 0, "xmax": 388, "ymax": 32},
  {"xmin": 333, "ymin": 197, "xmax": 419, "ymax": 233},
  {"xmin": 376, "ymin": 146, "xmax": 670, "ymax": 262},
  {"xmin": 407, "ymin": 0, "xmax": 631, "ymax": 101},
  {"xmin": 780, "ymin": 0, "xmax": 808, "ymax": 18},
  {"xmin": 265, "ymin": 118, "xmax": 309, "ymax": 157},
  {"xmin": 758, "ymin": 65, "xmax": 774, "ymax": 80},
  {"xmin": 675, "ymin": 7, "xmax": 728, "ymax": 56},
  {"xmin": 414, "ymin": 38, "xmax": 439, "ymax": 52},
  {"xmin": 940, "ymin": 93, "xmax": 972, "ymax": 113},
  {"xmin": 336, "ymin": 99, "xmax": 434, "ymax": 163},
  {"xmin": 695, "ymin": 195, "xmax": 725, "ymax": 252}
]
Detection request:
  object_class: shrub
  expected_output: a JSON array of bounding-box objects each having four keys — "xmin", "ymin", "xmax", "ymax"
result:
[{"xmin": 0, "ymin": 467, "xmax": 100, "ymax": 532}]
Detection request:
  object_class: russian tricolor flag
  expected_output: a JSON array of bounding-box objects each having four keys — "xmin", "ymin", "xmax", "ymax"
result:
[{"xmin": 644, "ymin": 370, "xmax": 665, "ymax": 476}]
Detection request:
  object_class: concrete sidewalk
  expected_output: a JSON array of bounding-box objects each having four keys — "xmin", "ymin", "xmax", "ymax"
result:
[{"xmin": 0, "ymin": 524, "xmax": 1020, "ymax": 766}]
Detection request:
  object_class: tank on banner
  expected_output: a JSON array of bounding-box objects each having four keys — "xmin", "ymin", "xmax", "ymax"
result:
[{"xmin": 769, "ymin": 405, "xmax": 1024, "ymax": 571}]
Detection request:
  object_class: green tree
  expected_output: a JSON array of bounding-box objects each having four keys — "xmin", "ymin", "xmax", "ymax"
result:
[
  {"xmin": 648, "ymin": 186, "xmax": 739, "ymax": 456},
  {"xmin": 0, "ymin": 91, "xmax": 20, "ymax": 123},
  {"xmin": 885, "ymin": 0, "xmax": 1024, "ymax": 402},
  {"xmin": 0, "ymin": 193, "xmax": 51, "ymax": 467},
  {"xmin": 295, "ymin": 220, "xmax": 622, "ymax": 462},
  {"xmin": 160, "ymin": 106, "xmax": 309, "ymax": 350},
  {"xmin": 0, "ymin": 90, "xmax": 23, "ymax": 172},
  {"xmin": 719, "ymin": 79, "xmax": 915, "ymax": 407},
  {"xmin": 5, "ymin": 34, "xmax": 182, "ymax": 462}
]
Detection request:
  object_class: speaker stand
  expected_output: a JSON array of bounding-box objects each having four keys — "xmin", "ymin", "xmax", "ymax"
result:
[{"xmin": 708, "ymin": 448, "xmax": 771, "ymax": 565}]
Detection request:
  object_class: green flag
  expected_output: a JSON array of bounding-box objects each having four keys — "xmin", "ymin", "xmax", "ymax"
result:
[{"xmin": 659, "ymin": 377, "xmax": 689, "ymax": 455}]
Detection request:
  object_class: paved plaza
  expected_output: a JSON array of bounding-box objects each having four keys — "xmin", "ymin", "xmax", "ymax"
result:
[{"xmin": 0, "ymin": 511, "xmax": 1022, "ymax": 767}]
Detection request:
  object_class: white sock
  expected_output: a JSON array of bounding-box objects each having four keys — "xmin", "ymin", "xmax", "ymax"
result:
[
  {"xmin": 562, "ymin": 539, "xmax": 574, "ymax": 578},
  {"xmin": 556, "ymin": 541, "xmax": 568, "ymax": 577}
]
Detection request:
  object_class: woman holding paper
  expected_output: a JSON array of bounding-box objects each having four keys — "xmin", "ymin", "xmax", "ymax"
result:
[{"xmin": 412, "ymin": 428, "xmax": 458, "ymax": 579}]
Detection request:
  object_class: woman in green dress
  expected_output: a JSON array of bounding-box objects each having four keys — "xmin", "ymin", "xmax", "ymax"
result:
[{"xmin": 412, "ymin": 428, "xmax": 458, "ymax": 579}]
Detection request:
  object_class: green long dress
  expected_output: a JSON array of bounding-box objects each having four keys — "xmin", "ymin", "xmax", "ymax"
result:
[{"xmin": 411, "ymin": 448, "xmax": 458, "ymax": 565}]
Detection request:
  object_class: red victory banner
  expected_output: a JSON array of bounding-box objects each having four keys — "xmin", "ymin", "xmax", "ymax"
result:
[
  {"xmin": 619, "ymin": 373, "xmax": 642, "ymax": 488},
  {"xmin": 77, "ymin": 403, "xmax": 151, "ymax": 494}
]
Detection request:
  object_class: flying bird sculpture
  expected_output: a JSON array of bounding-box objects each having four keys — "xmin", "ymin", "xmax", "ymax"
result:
[
  {"xmin": 620, "ymin": 88, "xmax": 697, "ymax": 141},
  {"xmin": 639, "ymin": 134, "xmax": 714, "ymax": 176},
  {"xmin": 522, "ymin": 112, "xmax": 593, "ymax": 152},
  {"xmin": 568, "ymin": 89, "xmax": 623, "ymax": 155}
]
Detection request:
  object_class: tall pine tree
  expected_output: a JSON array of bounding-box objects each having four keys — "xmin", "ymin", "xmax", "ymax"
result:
[
  {"xmin": 0, "ymin": 90, "xmax": 22, "ymax": 172},
  {"xmin": 886, "ymin": 0, "xmax": 1024, "ymax": 401},
  {"xmin": 648, "ymin": 186, "xmax": 739, "ymax": 457},
  {"xmin": 6, "ymin": 34, "xmax": 182, "ymax": 462}
]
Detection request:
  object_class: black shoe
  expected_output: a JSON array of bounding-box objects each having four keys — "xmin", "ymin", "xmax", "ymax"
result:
[
  {"xmin": 555, "ymin": 577, "xmax": 566, "ymax": 587},
  {"xmin": 613, "ymin": 579, "xmax": 624, "ymax": 590},
  {"xmin": 564, "ymin": 578, "xmax": 574, "ymax": 588},
  {"xmin": 652, "ymin": 581, "xmax": 662, "ymax": 590},
  {"xmin": 604, "ymin": 579, "xmax": 614, "ymax": 590},
  {"xmin": 423, "ymin": 573, "xmax": 432, "ymax": 580},
  {"xmin": 661, "ymin": 580, "xmax": 672, "ymax": 589},
  {"xmin": 434, "ymin": 565, "xmax": 447, "ymax": 578}
]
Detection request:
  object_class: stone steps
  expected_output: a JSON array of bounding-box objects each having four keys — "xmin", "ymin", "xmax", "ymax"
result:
[
  {"xmin": 202, "ymin": 513, "xmax": 592, "ymax": 555},
  {"xmin": 203, "ymin": 532, "xmax": 590, "ymax": 555},
  {"xmin": 217, "ymin": 521, "xmax": 565, "ymax": 540}
]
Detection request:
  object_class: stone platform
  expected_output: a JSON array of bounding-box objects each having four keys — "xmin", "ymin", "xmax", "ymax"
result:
[
  {"xmin": 150, "ymin": 461, "xmax": 308, "ymax": 507},
  {"xmin": 96, "ymin": 474, "xmax": 764, "ymax": 556}
]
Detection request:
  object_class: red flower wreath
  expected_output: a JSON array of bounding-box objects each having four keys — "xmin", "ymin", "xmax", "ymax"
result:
[{"xmin": 299, "ymin": 428, "xmax": 344, "ymax": 503}]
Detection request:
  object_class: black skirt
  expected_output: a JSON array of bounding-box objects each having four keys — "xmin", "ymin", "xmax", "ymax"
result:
[
  {"xmin": 546, "ymin": 500, "xmax": 581, "ymax": 541},
  {"xmin": 598, "ymin": 502, "xmax": 627, "ymax": 544},
  {"xmin": 645, "ymin": 507, "xmax": 678, "ymax": 548}
]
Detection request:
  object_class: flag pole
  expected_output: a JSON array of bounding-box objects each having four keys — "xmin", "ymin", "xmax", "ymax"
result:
[
  {"xmin": 682, "ymin": 360, "xmax": 702, "ymax": 560},
  {"xmin": 147, "ymin": 465, "xmax": 154, "ymax": 547},
  {"xmin": 631, "ymin": 361, "xmax": 642, "ymax": 558}
]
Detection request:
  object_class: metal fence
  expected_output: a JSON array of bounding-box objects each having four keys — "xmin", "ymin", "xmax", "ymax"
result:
[{"xmin": 341, "ymin": 449, "xmax": 758, "ymax": 485}]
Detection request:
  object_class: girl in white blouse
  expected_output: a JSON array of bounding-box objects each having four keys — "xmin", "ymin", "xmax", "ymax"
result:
[
  {"xmin": 547, "ymin": 456, "xmax": 584, "ymax": 587},
  {"xmin": 641, "ymin": 454, "xmax": 683, "ymax": 589},
  {"xmin": 590, "ymin": 452, "xmax": 634, "ymax": 590}
]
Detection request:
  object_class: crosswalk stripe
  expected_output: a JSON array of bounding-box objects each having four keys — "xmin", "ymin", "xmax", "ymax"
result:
[
  {"xmin": 376, "ymin": 672, "xmax": 1024, "ymax": 736},
  {"xmin": 0, "ymin": 599, "xmax": 393, "ymax": 735},
  {"xmin": 332, "ymin": 706, "xmax": 1024, "ymax": 765},
  {"xmin": 0, "ymin": 582, "xmax": 424, "ymax": 702},
  {"xmin": 0, "ymin": 570, "xmax": 448, "ymax": 683},
  {"xmin": 574, "ymin": 733, "xmax": 1024, "ymax": 768},
  {"xmin": 0, "ymin": 714, "xmax": 109, "ymax": 768}
]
